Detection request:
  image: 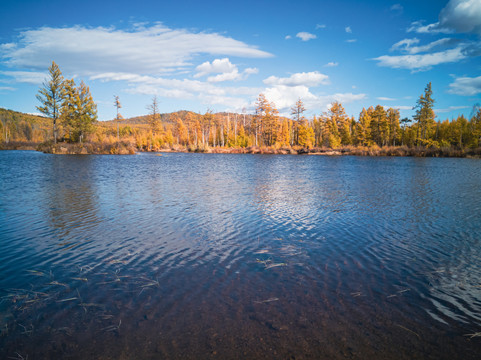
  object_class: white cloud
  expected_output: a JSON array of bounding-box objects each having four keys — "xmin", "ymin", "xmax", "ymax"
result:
[
  {"xmin": 1, "ymin": 70, "xmax": 47, "ymax": 84},
  {"xmin": 324, "ymin": 62, "xmax": 339, "ymax": 67},
  {"xmin": 91, "ymin": 71, "xmax": 262, "ymax": 111},
  {"xmin": 373, "ymin": 46, "xmax": 467, "ymax": 71},
  {"xmin": 390, "ymin": 4, "xmax": 403, "ymax": 13},
  {"xmin": 0, "ymin": 42, "xmax": 16, "ymax": 50},
  {"xmin": 262, "ymin": 86, "xmax": 366, "ymax": 115},
  {"xmin": 346, "ymin": 39, "xmax": 357, "ymax": 43},
  {"xmin": 207, "ymin": 70, "xmax": 242, "ymax": 83},
  {"xmin": 296, "ymin": 32, "xmax": 317, "ymax": 41},
  {"xmin": 285, "ymin": 35, "xmax": 292, "ymax": 40},
  {"xmin": 0, "ymin": 86, "xmax": 16, "ymax": 91},
  {"xmin": 264, "ymin": 85, "xmax": 317, "ymax": 110},
  {"xmin": 194, "ymin": 58, "xmax": 258, "ymax": 83},
  {"xmin": 263, "ymin": 71, "xmax": 329, "ymax": 87},
  {"xmin": 439, "ymin": 0, "xmax": 481, "ymax": 35},
  {"xmin": 408, "ymin": 0, "xmax": 481, "ymax": 35},
  {"xmin": 259, "ymin": 71, "xmax": 363, "ymax": 114},
  {"xmin": 195, "ymin": 58, "xmax": 236, "ymax": 78},
  {"xmin": 392, "ymin": 105, "xmax": 413, "ymax": 110},
  {"xmin": 407, "ymin": 21, "xmax": 448, "ymax": 34},
  {"xmin": 320, "ymin": 93, "xmax": 367, "ymax": 110},
  {"xmin": 448, "ymin": 75, "xmax": 481, "ymax": 95},
  {"xmin": 391, "ymin": 38, "xmax": 458, "ymax": 54},
  {"xmin": 199, "ymin": 93, "xmax": 248, "ymax": 109},
  {"xmin": 0, "ymin": 24, "xmax": 272, "ymax": 77},
  {"xmin": 345, "ymin": 26, "xmax": 352, "ymax": 34},
  {"xmin": 316, "ymin": 24, "xmax": 326, "ymax": 29},
  {"xmin": 392, "ymin": 38, "xmax": 421, "ymax": 51},
  {"xmin": 377, "ymin": 97, "xmax": 396, "ymax": 101},
  {"xmin": 92, "ymin": 72, "xmax": 209, "ymax": 96},
  {"xmin": 435, "ymin": 105, "xmax": 470, "ymax": 113}
]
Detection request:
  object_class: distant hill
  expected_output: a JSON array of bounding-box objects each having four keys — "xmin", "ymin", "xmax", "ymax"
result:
[
  {"xmin": 103, "ymin": 110, "xmax": 202, "ymax": 125},
  {"xmin": 102, "ymin": 110, "xmax": 267, "ymax": 126},
  {"xmin": 0, "ymin": 107, "xmax": 51, "ymax": 143}
]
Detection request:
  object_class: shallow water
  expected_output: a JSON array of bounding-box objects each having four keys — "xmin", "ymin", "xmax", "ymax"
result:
[{"xmin": 1, "ymin": 151, "xmax": 481, "ymax": 359}]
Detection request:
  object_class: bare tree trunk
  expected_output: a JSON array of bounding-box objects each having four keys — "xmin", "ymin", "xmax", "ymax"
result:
[
  {"xmin": 226, "ymin": 114, "xmax": 229, "ymax": 146},
  {"xmin": 234, "ymin": 114, "xmax": 237, "ymax": 146},
  {"xmin": 53, "ymin": 119, "xmax": 57, "ymax": 144}
]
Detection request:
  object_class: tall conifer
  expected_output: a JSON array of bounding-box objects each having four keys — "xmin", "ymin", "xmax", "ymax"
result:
[{"xmin": 36, "ymin": 61, "xmax": 64, "ymax": 144}]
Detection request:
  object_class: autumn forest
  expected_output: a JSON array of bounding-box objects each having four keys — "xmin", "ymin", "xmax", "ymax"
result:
[{"xmin": 1, "ymin": 62, "xmax": 481, "ymax": 156}]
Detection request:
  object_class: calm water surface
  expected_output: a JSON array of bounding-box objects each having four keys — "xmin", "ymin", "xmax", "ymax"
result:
[{"xmin": 1, "ymin": 151, "xmax": 481, "ymax": 359}]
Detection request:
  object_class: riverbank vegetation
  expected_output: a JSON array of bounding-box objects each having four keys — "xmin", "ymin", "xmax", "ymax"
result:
[{"xmin": 1, "ymin": 63, "xmax": 481, "ymax": 157}]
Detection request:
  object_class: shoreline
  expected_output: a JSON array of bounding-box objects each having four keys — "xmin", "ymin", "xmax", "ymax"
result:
[{"xmin": 2, "ymin": 141, "xmax": 481, "ymax": 158}]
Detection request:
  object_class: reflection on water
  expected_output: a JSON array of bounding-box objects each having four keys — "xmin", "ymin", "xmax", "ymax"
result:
[
  {"xmin": 45, "ymin": 157, "xmax": 100, "ymax": 252},
  {"xmin": 1, "ymin": 151, "xmax": 481, "ymax": 359}
]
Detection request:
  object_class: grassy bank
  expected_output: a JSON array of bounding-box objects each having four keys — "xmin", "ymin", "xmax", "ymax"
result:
[
  {"xmin": 312, "ymin": 145, "xmax": 481, "ymax": 158},
  {"xmin": 3, "ymin": 140, "xmax": 481, "ymax": 158},
  {"xmin": 183, "ymin": 145, "xmax": 481, "ymax": 158},
  {"xmin": 36, "ymin": 141, "xmax": 136, "ymax": 155},
  {"xmin": 0, "ymin": 141, "xmax": 38, "ymax": 151}
]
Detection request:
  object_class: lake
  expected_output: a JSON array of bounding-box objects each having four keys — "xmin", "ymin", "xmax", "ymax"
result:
[{"xmin": 1, "ymin": 150, "xmax": 481, "ymax": 359}]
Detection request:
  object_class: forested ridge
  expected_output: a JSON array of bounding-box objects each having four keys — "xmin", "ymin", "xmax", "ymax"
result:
[{"xmin": 2, "ymin": 63, "xmax": 481, "ymax": 156}]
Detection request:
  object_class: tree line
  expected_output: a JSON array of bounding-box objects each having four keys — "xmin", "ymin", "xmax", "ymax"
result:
[
  {"xmin": 123, "ymin": 82, "xmax": 480, "ymax": 151},
  {"xmin": 2, "ymin": 62, "xmax": 481, "ymax": 152}
]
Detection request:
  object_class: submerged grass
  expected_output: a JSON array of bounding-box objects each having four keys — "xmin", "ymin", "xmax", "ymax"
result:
[
  {"xmin": 101, "ymin": 319, "xmax": 121, "ymax": 332},
  {"xmin": 464, "ymin": 332, "xmax": 481, "ymax": 339},
  {"xmin": 0, "ymin": 263, "xmax": 166, "ymax": 350},
  {"xmin": 395, "ymin": 324, "xmax": 421, "ymax": 339}
]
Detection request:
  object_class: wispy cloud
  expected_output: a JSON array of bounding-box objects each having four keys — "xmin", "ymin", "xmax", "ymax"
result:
[
  {"xmin": 345, "ymin": 26, "xmax": 352, "ymax": 34},
  {"xmin": 316, "ymin": 24, "xmax": 326, "ymax": 29},
  {"xmin": 321, "ymin": 93, "xmax": 366, "ymax": 110},
  {"xmin": 407, "ymin": 21, "xmax": 448, "ymax": 34},
  {"xmin": 377, "ymin": 97, "xmax": 396, "ymax": 101},
  {"xmin": 448, "ymin": 75, "xmax": 481, "ymax": 95},
  {"xmin": 92, "ymin": 71, "xmax": 262, "ymax": 110},
  {"xmin": 390, "ymin": 38, "xmax": 459, "ymax": 54},
  {"xmin": 374, "ymin": 45, "xmax": 467, "ymax": 71},
  {"xmin": 324, "ymin": 62, "xmax": 339, "ymax": 67},
  {"xmin": 435, "ymin": 105, "xmax": 470, "ymax": 113},
  {"xmin": 392, "ymin": 105, "xmax": 413, "ymax": 110},
  {"xmin": 0, "ymin": 24, "xmax": 272, "ymax": 77},
  {"xmin": 0, "ymin": 86, "xmax": 16, "ymax": 92},
  {"xmin": 263, "ymin": 71, "xmax": 329, "ymax": 87},
  {"xmin": 390, "ymin": 4, "xmax": 403, "ymax": 14},
  {"xmin": 296, "ymin": 32, "xmax": 317, "ymax": 41},
  {"xmin": 0, "ymin": 70, "xmax": 47, "ymax": 84}
]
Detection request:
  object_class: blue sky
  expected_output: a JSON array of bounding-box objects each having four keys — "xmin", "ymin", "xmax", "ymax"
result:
[{"xmin": 1, "ymin": 0, "xmax": 480, "ymax": 121}]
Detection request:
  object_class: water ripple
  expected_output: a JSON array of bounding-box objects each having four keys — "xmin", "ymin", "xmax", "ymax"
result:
[{"xmin": 1, "ymin": 152, "xmax": 481, "ymax": 359}]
